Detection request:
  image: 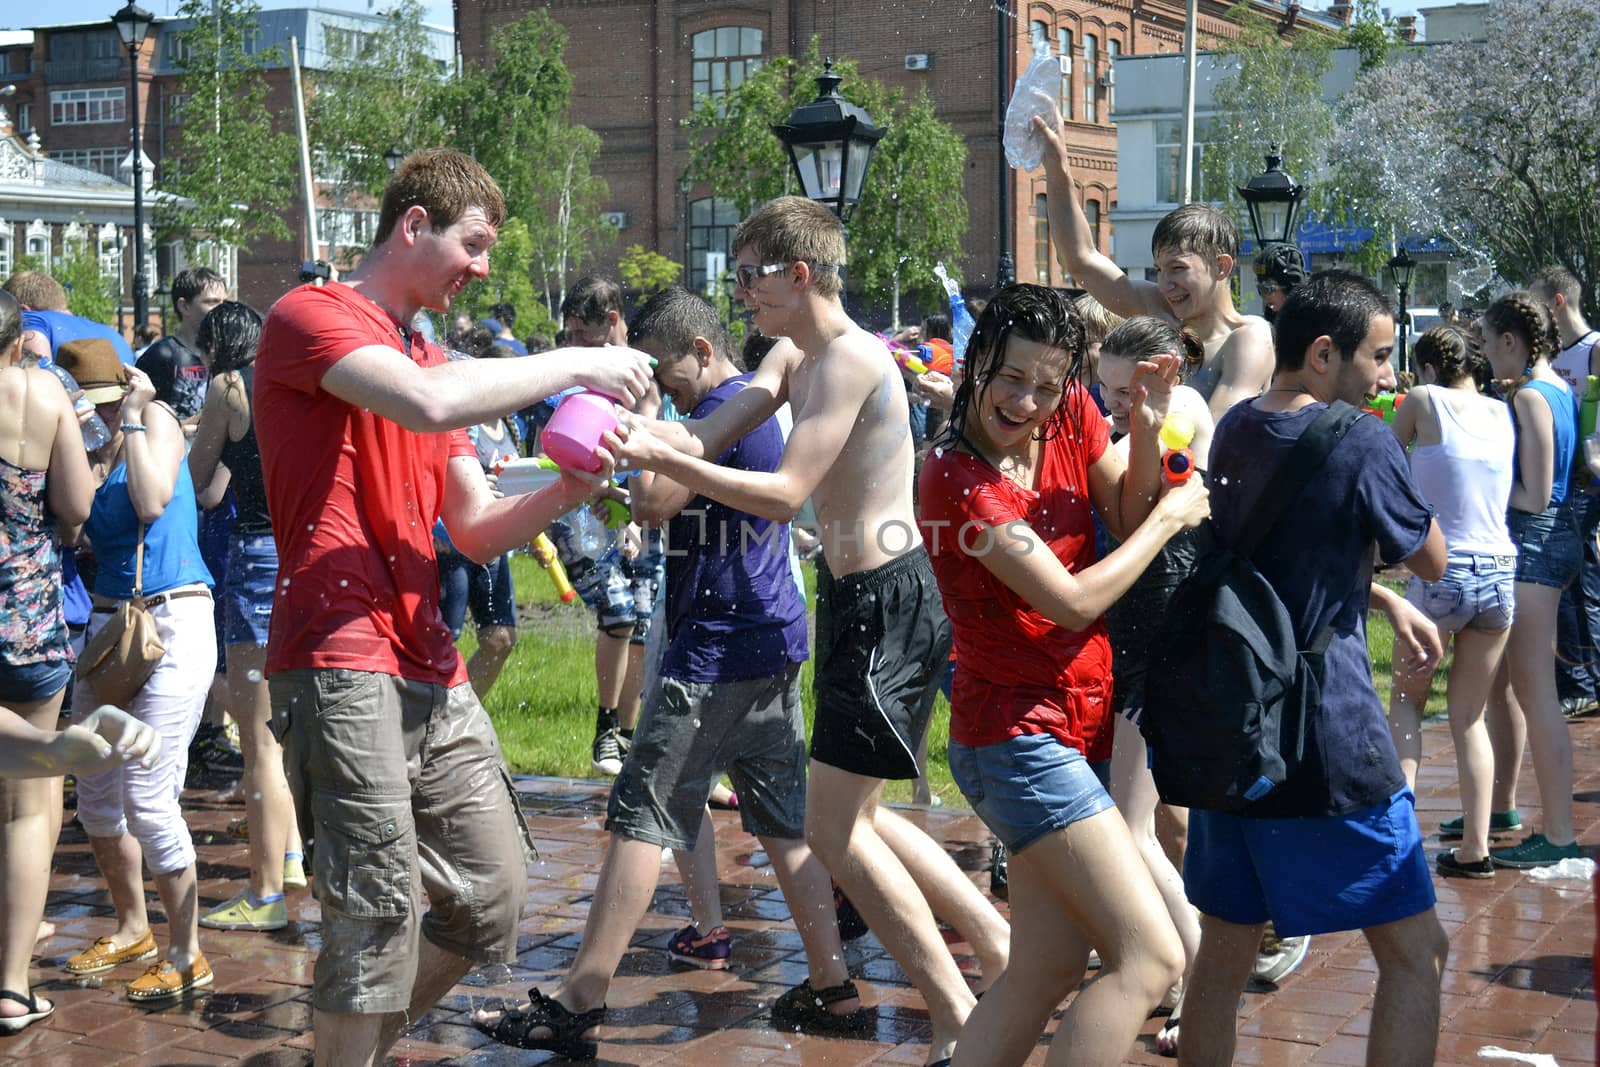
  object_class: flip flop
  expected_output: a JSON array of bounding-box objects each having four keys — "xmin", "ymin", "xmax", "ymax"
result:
[{"xmin": 0, "ymin": 989, "xmax": 54, "ymax": 1034}]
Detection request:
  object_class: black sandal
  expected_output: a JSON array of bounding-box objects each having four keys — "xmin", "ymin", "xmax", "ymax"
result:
[
  {"xmin": 0, "ymin": 989, "xmax": 54, "ymax": 1035},
  {"xmin": 771, "ymin": 978, "xmax": 871, "ymax": 1036},
  {"xmin": 474, "ymin": 987, "xmax": 605, "ymax": 1059}
]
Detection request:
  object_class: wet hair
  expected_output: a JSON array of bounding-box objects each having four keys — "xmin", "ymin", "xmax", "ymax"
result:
[
  {"xmin": 2, "ymin": 270, "xmax": 68, "ymax": 312},
  {"xmin": 1254, "ymin": 243, "xmax": 1307, "ymax": 289},
  {"xmin": 489, "ymin": 302, "xmax": 517, "ymax": 330},
  {"xmin": 1152, "ymin": 203, "xmax": 1239, "ymax": 265},
  {"xmin": 374, "ymin": 148, "xmax": 506, "ymax": 248},
  {"xmin": 560, "ymin": 276, "xmax": 625, "ymax": 325},
  {"xmin": 0, "ymin": 288, "xmax": 20, "ymax": 354},
  {"xmin": 524, "ymin": 334, "xmax": 553, "ymax": 354},
  {"xmin": 1412, "ymin": 324, "xmax": 1486, "ymax": 387},
  {"xmin": 742, "ymin": 332, "xmax": 780, "ymax": 369},
  {"xmin": 629, "ymin": 286, "xmax": 731, "ymax": 363},
  {"xmin": 941, "ymin": 284, "xmax": 1086, "ymax": 447},
  {"xmin": 463, "ymin": 324, "xmax": 497, "ymax": 357},
  {"xmin": 171, "ymin": 267, "xmax": 225, "ymax": 319},
  {"xmin": 1530, "ymin": 266, "xmax": 1581, "ymax": 306},
  {"xmin": 921, "ymin": 314, "xmax": 952, "ymax": 343},
  {"xmin": 1273, "ymin": 270, "xmax": 1395, "ymax": 373},
  {"xmin": 1099, "ymin": 316, "xmax": 1204, "ymax": 373},
  {"xmin": 195, "ymin": 301, "xmax": 263, "ymax": 374},
  {"xmin": 732, "ymin": 196, "xmax": 846, "ymax": 299},
  {"xmin": 1072, "ymin": 292, "xmax": 1125, "ymax": 344},
  {"xmin": 1482, "ymin": 290, "xmax": 1557, "ymax": 369}
]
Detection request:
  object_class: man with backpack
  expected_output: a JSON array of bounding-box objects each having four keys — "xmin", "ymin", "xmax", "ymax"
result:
[{"xmin": 1170, "ymin": 271, "xmax": 1449, "ymax": 1066}]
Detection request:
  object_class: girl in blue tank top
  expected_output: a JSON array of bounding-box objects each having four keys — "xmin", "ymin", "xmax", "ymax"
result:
[{"xmin": 1478, "ymin": 291, "xmax": 1584, "ymax": 871}]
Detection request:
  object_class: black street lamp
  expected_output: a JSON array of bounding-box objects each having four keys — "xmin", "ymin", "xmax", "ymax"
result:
[
  {"xmin": 112, "ymin": 1, "xmax": 154, "ymax": 332},
  {"xmin": 1236, "ymin": 146, "xmax": 1307, "ymax": 250},
  {"xmin": 384, "ymin": 145, "xmax": 405, "ymax": 175},
  {"xmin": 771, "ymin": 60, "xmax": 885, "ymax": 223},
  {"xmin": 1388, "ymin": 247, "xmax": 1418, "ymax": 372},
  {"xmin": 678, "ymin": 174, "xmax": 693, "ymax": 288}
]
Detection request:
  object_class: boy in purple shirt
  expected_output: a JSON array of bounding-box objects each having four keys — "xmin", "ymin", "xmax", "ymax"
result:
[{"xmin": 475, "ymin": 288, "xmax": 862, "ymax": 1058}]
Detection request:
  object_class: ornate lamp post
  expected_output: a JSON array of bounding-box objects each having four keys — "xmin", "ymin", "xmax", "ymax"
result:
[
  {"xmin": 384, "ymin": 145, "xmax": 405, "ymax": 175},
  {"xmin": 771, "ymin": 60, "xmax": 885, "ymax": 224},
  {"xmin": 111, "ymin": 1, "xmax": 154, "ymax": 331},
  {"xmin": 1236, "ymin": 146, "xmax": 1307, "ymax": 250},
  {"xmin": 1387, "ymin": 247, "xmax": 1418, "ymax": 373}
]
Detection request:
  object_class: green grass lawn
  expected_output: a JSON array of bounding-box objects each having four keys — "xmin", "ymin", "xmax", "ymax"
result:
[{"xmin": 463, "ymin": 554, "xmax": 1442, "ymax": 810}]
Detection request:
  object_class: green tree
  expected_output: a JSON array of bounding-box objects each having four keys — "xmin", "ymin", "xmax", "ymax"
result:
[
  {"xmin": 617, "ymin": 245, "xmax": 683, "ymax": 296},
  {"xmin": 685, "ymin": 42, "xmax": 968, "ymax": 324},
  {"xmin": 56, "ymin": 246, "xmax": 117, "ymax": 326},
  {"xmin": 308, "ymin": 0, "xmax": 452, "ymax": 263},
  {"xmin": 1200, "ymin": 4, "xmax": 1336, "ymax": 245},
  {"xmin": 1341, "ymin": 0, "xmax": 1397, "ymax": 72},
  {"xmin": 157, "ymin": 0, "xmax": 296, "ymax": 256},
  {"xmin": 443, "ymin": 11, "xmax": 612, "ymax": 319}
]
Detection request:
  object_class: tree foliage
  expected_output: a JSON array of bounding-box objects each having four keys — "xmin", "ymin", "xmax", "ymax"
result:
[
  {"xmin": 157, "ymin": 0, "xmax": 296, "ymax": 255},
  {"xmin": 617, "ymin": 245, "xmax": 683, "ymax": 297},
  {"xmin": 1330, "ymin": 0, "xmax": 1600, "ymax": 314},
  {"xmin": 442, "ymin": 11, "xmax": 612, "ymax": 321},
  {"xmin": 685, "ymin": 41, "xmax": 968, "ymax": 323},
  {"xmin": 308, "ymin": 0, "xmax": 451, "ymax": 261}
]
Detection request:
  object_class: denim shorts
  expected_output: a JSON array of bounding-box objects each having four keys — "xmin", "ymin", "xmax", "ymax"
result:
[
  {"xmin": 1404, "ymin": 553, "xmax": 1516, "ymax": 633},
  {"xmin": 0, "ymin": 659, "xmax": 73, "ymax": 704},
  {"xmin": 223, "ymin": 533, "xmax": 278, "ymax": 647},
  {"xmin": 554, "ymin": 527, "xmax": 663, "ymax": 642},
  {"xmin": 1184, "ymin": 789, "xmax": 1435, "ymax": 938},
  {"xmin": 1508, "ymin": 502, "xmax": 1581, "ymax": 589},
  {"xmin": 949, "ymin": 731, "xmax": 1115, "ymax": 853},
  {"xmin": 437, "ymin": 549, "xmax": 517, "ymax": 639}
]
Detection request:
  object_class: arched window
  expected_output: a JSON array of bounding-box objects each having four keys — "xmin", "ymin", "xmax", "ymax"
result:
[
  {"xmin": 1106, "ymin": 40, "xmax": 1119, "ymax": 116},
  {"xmin": 1030, "ymin": 20, "xmax": 1049, "ymax": 53},
  {"xmin": 688, "ymin": 196, "xmax": 741, "ymax": 294},
  {"xmin": 1083, "ymin": 34, "xmax": 1098, "ymax": 123},
  {"xmin": 0, "ymin": 227, "xmax": 11, "ymax": 281},
  {"xmin": 1057, "ymin": 28, "xmax": 1074, "ymax": 120},
  {"xmin": 692, "ymin": 27, "xmax": 763, "ymax": 115},
  {"xmin": 1086, "ymin": 199, "xmax": 1102, "ymax": 253},
  {"xmin": 1034, "ymin": 193, "xmax": 1051, "ymax": 284}
]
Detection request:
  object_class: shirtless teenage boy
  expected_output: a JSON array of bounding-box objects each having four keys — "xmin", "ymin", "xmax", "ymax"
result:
[
  {"xmin": 1034, "ymin": 99, "xmax": 1275, "ymax": 421},
  {"xmin": 608, "ymin": 197, "xmax": 1009, "ymax": 1067}
]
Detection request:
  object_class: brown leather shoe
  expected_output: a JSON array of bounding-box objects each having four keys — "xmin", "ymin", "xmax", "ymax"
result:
[
  {"xmin": 126, "ymin": 955, "xmax": 213, "ymax": 1002},
  {"xmin": 64, "ymin": 930, "xmax": 158, "ymax": 975}
]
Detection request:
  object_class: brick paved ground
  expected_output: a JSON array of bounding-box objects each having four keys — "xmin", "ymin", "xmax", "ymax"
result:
[{"xmin": 2, "ymin": 716, "xmax": 1595, "ymax": 1065}]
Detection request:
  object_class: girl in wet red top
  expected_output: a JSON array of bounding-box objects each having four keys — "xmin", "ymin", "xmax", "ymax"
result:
[{"xmin": 917, "ymin": 284, "xmax": 1209, "ymax": 1067}]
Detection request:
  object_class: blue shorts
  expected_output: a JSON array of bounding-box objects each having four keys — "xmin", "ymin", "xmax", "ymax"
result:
[
  {"xmin": 438, "ymin": 549, "xmax": 518, "ymax": 640},
  {"xmin": 559, "ymin": 531, "xmax": 663, "ymax": 643},
  {"xmin": 223, "ymin": 533, "xmax": 278, "ymax": 647},
  {"xmin": 1508, "ymin": 502, "xmax": 1581, "ymax": 590},
  {"xmin": 949, "ymin": 732, "xmax": 1115, "ymax": 853},
  {"xmin": 1405, "ymin": 552, "xmax": 1515, "ymax": 633},
  {"xmin": 1184, "ymin": 789, "xmax": 1436, "ymax": 938},
  {"xmin": 0, "ymin": 659, "xmax": 73, "ymax": 704}
]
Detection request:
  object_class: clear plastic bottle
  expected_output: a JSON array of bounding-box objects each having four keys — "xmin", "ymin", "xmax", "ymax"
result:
[
  {"xmin": 46, "ymin": 365, "xmax": 112, "ymax": 451},
  {"xmin": 572, "ymin": 503, "xmax": 610, "ymax": 558},
  {"xmin": 935, "ymin": 263, "xmax": 975, "ymax": 373}
]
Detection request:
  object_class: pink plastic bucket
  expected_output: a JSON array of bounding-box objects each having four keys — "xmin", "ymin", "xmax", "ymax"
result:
[{"xmin": 541, "ymin": 391, "xmax": 618, "ymax": 473}]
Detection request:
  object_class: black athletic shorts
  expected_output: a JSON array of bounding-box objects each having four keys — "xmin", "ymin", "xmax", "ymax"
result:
[{"xmin": 811, "ymin": 547, "xmax": 953, "ymax": 780}]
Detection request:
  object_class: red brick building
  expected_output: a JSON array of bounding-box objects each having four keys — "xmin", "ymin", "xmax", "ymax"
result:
[{"xmin": 457, "ymin": 0, "xmax": 1309, "ymax": 300}]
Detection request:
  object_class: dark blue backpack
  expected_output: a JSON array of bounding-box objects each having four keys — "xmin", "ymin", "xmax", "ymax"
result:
[{"xmin": 1140, "ymin": 401, "xmax": 1363, "ymax": 812}]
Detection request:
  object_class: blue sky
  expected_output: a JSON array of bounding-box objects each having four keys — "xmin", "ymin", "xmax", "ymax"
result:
[{"xmin": 3, "ymin": 1, "xmax": 454, "ymax": 33}]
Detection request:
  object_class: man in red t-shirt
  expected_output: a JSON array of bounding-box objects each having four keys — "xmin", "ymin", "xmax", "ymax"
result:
[{"xmin": 255, "ymin": 148, "xmax": 651, "ymax": 1067}]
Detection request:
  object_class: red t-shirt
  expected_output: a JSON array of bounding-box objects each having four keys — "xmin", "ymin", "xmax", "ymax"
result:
[
  {"xmin": 918, "ymin": 385, "xmax": 1114, "ymax": 760},
  {"xmin": 255, "ymin": 283, "xmax": 472, "ymax": 687}
]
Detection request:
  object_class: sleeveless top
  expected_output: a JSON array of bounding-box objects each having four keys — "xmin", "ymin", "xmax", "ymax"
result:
[
  {"xmin": 85, "ymin": 440, "xmax": 214, "ymax": 599},
  {"xmin": 1406, "ymin": 385, "xmax": 1516, "ymax": 556},
  {"xmin": 0, "ymin": 457, "xmax": 69, "ymax": 671},
  {"xmin": 218, "ymin": 366, "xmax": 272, "ymax": 536},
  {"xmin": 1511, "ymin": 378, "xmax": 1577, "ymax": 510}
]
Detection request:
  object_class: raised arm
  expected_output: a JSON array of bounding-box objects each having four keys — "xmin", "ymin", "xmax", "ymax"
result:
[
  {"xmin": 117, "ymin": 367, "xmax": 186, "ymax": 525},
  {"xmin": 626, "ymin": 383, "xmax": 701, "ymax": 525},
  {"xmin": 638, "ymin": 338, "xmax": 795, "ymax": 464},
  {"xmin": 319, "ymin": 344, "xmax": 653, "ymax": 434},
  {"xmin": 1088, "ymin": 355, "xmax": 1181, "ymax": 538},
  {"xmin": 188, "ymin": 370, "xmax": 245, "ymax": 492},
  {"xmin": 1034, "ymin": 95, "xmax": 1168, "ymax": 321}
]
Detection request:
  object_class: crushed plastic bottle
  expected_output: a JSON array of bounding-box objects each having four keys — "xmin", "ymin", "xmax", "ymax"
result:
[
  {"xmin": 46, "ymin": 365, "xmax": 111, "ymax": 450},
  {"xmin": 935, "ymin": 263, "xmax": 975, "ymax": 373}
]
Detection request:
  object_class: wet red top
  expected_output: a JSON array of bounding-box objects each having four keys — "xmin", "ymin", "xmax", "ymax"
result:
[
  {"xmin": 256, "ymin": 283, "xmax": 471, "ymax": 687},
  {"xmin": 918, "ymin": 384, "xmax": 1114, "ymax": 760}
]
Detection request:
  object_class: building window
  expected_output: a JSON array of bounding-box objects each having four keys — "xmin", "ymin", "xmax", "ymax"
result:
[
  {"xmin": 1086, "ymin": 200, "xmax": 1102, "ymax": 252},
  {"xmin": 1057, "ymin": 28, "xmax": 1073, "ymax": 120},
  {"xmin": 688, "ymin": 195, "xmax": 740, "ymax": 293},
  {"xmin": 1034, "ymin": 194, "xmax": 1050, "ymax": 284},
  {"xmin": 54, "ymin": 147, "xmax": 124, "ymax": 178},
  {"xmin": 691, "ymin": 27, "xmax": 762, "ymax": 113},
  {"xmin": 1155, "ymin": 118, "xmax": 1215, "ymax": 204},
  {"xmin": 318, "ymin": 208, "xmax": 379, "ymax": 253},
  {"xmin": 26, "ymin": 228, "xmax": 49, "ymax": 267},
  {"xmin": 325, "ymin": 26, "xmax": 373, "ymax": 60},
  {"xmin": 99, "ymin": 227, "xmax": 121, "ymax": 287},
  {"xmin": 0, "ymin": 232, "xmax": 11, "ymax": 281},
  {"xmin": 1030, "ymin": 20, "xmax": 1049, "ymax": 53},
  {"xmin": 1106, "ymin": 40, "xmax": 1118, "ymax": 116},
  {"xmin": 51, "ymin": 87, "xmax": 126, "ymax": 126},
  {"xmin": 165, "ymin": 32, "xmax": 192, "ymax": 67},
  {"xmin": 165, "ymin": 94, "xmax": 188, "ymax": 126},
  {"xmin": 1082, "ymin": 34, "xmax": 1098, "ymax": 123},
  {"xmin": 15, "ymin": 103, "xmax": 30, "ymax": 135}
]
